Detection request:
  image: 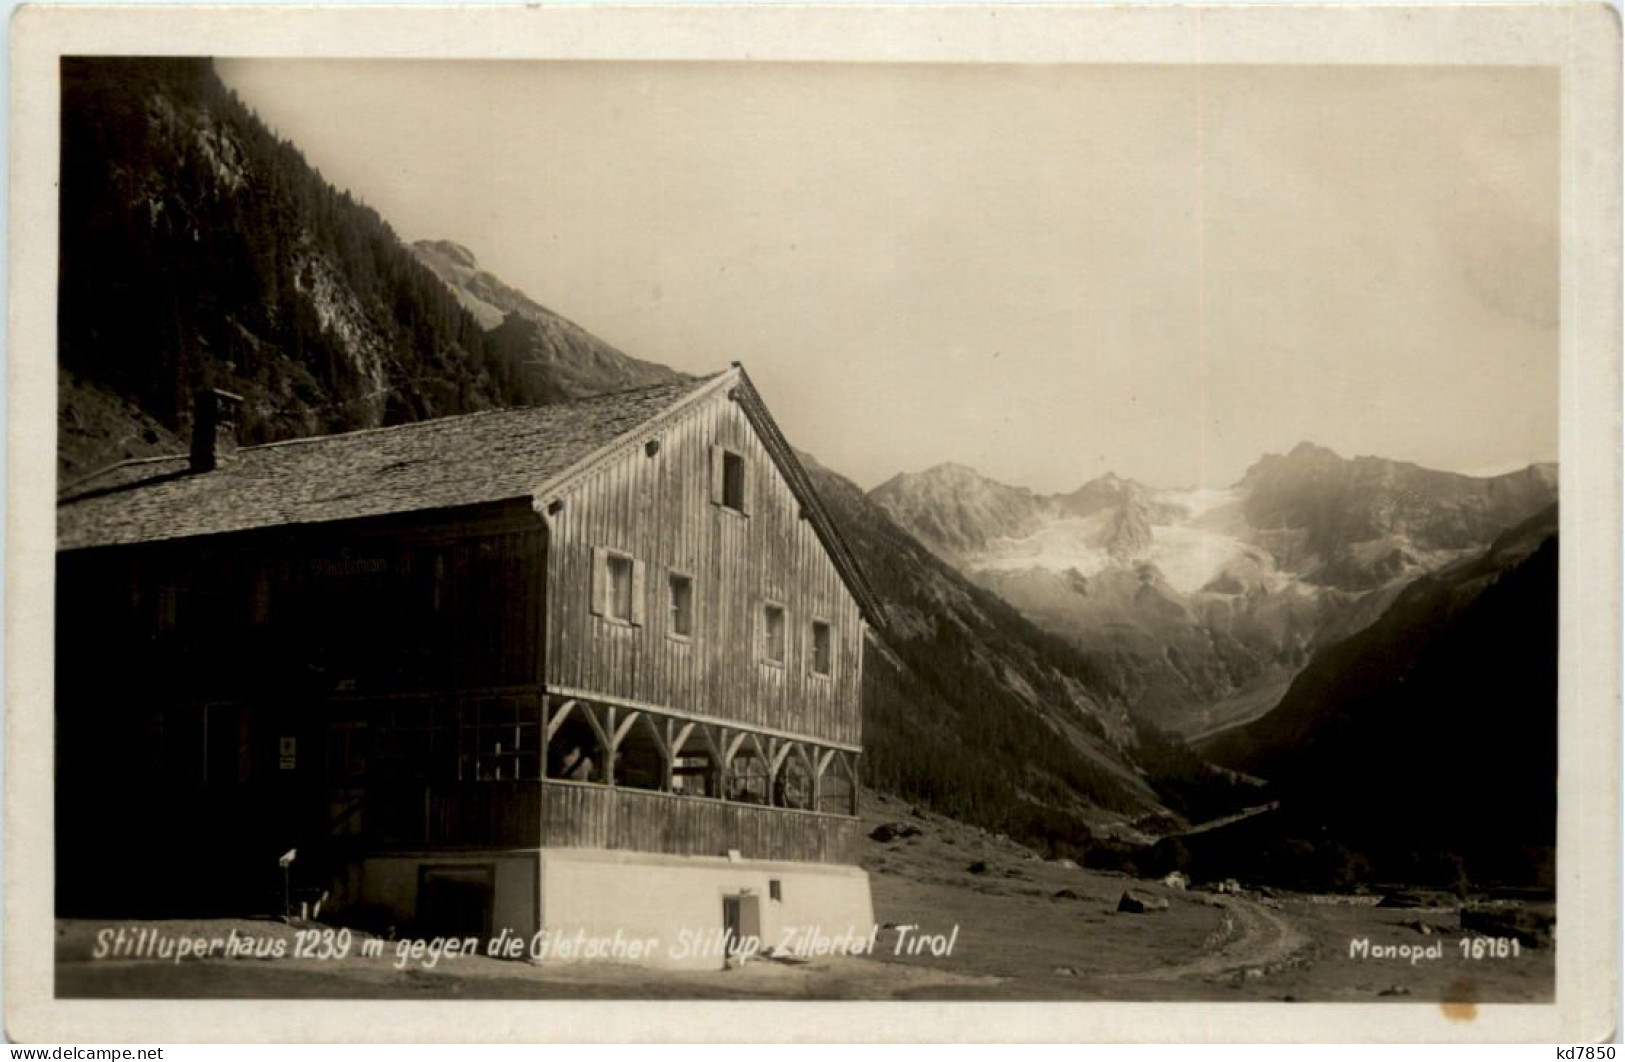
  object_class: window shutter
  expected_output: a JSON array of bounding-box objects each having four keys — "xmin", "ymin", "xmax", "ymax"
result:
[
  {"xmin": 708, "ymin": 445, "xmax": 722, "ymax": 506},
  {"xmin": 630, "ymin": 560, "xmax": 647, "ymax": 626},
  {"xmin": 739, "ymin": 458, "xmax": 752, "ymax": 516},
  {"xmin": 590, "ymin": 547, "xmax": 607, "ymax": 616}
]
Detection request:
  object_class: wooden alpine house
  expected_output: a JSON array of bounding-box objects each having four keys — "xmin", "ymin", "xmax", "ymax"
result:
[{"xmin": 56, "ymin": 365, "xmax": 880, "ymax": 965}]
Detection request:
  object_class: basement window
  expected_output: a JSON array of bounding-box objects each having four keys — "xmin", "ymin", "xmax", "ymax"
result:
[
  {"xmin": 810, "ymin": 621, "xmax": 833, "ymax": 677},
  {"xmin": 762, "ymin": 603, "xmax": 787, "ymax": 666}
]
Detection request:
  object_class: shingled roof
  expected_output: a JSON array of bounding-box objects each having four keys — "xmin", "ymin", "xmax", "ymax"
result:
[
  {"xmin": 58, "ymin": 375, "xmax": 717, "ymax": 551},
  {"xmin": 57, "ymin": 366, "xmax": 882, "ymax": 624}
]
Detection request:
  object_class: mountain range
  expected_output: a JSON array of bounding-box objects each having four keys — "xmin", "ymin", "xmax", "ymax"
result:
[{"xmin": 872, "ymin": 452, "xmax": 1556, "ymax": 736}]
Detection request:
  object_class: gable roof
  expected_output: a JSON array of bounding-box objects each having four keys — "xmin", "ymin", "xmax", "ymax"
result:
[
  {"xmin": 58, "ymin": 375, "xmax": 719, "ymax": 551},
  {"xmin": 724, "ymin": 368, "xmax": 882, "ymax": 629},
  {"xmin": 57, "ymin": 365, "xmax": 882, "ymax": 625}
]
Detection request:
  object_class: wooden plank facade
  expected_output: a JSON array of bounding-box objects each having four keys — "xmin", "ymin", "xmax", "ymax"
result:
[
  {"xmin": 55, "ymin": 367, "xmax": 875, "ymax": 915},
  {"xmin": 372, "ymin": 782, "xmax": 858, "ymax": 865},
  {"xmin": 542, "ymin": 386, "xmax": 864, "ymax": 748}
]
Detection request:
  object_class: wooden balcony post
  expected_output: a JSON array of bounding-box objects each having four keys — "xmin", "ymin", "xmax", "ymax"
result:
[
  {"xmin": 667, "ymin": 720, "xmax": 695, "ymax": 793},
  {"xmin": 540, "ymin": 696, "xmax": 551, "ymax": 780},
  {"xmin": 578, "ymin": 702, "xmax": 613, "ymax": 786},
  {"xmin": 768, "ymin": 740, "xmax": 795, "ymax": 808},
  {"xmin": 724, "ymin": 729, "xmax": 750, "ymax": 801},
  {"xmin": 814, "ymin": 747, "xmax": 836, "ymax": 812},
  {"xmin": 697, "ymin": 723, "xmax": 725, "ymax": 799}
]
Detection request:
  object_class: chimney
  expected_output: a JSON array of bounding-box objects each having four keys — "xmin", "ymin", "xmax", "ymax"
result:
[{"xmin": 190, "ymin": 388, "xmax": 244, "ymax": 473}]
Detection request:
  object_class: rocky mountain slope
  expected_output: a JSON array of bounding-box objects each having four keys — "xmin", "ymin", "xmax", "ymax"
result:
[
  {"xmin": 796, "ymin": 452, "xmax": 1190, "ymax": 839},
  {"xmin": 410, "ymin": 239, "xmax": 687, "ymax": 399},
  {"xmin": 1194, "ymin": 504, "xmax": 1557, "ymax": 888},
  {"xmin": 58, "ymin": 58, "xmax": 563, "ymax": 482},
  {"xmin": 873, "ymin": 450, "xmax": 1556, "ymax": 736}
]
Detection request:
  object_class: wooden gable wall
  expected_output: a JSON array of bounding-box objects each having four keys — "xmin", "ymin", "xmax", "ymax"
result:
[{"xmin": 542, "ymin": 387, "xmax": 864, "ymax": 748}]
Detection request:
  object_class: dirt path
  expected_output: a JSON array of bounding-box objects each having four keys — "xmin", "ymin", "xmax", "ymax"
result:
[
  {"xmin": 1109, "ymin": 895, "xmax": 1309, "ymax": 984},
  {"xmin": 1166, "ymin": 801, "xmax": 1280, "ymax": 840}
]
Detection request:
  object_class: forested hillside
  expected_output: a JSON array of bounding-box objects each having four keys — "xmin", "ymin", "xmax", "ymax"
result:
[
  {"xmin": 59, "ymin": 57, "xmax": 560, "ymax": 479},
  {"xmin": 1195, "ymin": 505, "xmax": 1558, "ymax": 888}
]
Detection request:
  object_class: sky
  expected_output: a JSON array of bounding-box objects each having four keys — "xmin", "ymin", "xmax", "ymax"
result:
[{"xmin": 217, "ymin": 59, "xmax": 1560, "ymax": 493}]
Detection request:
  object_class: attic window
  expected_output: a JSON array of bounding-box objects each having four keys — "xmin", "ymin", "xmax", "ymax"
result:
[
  {"xmin": 723, "ymin": 453, "xmax": 746, "ymax": 509},
  {"xmin": 711, "ymin": 445, "xmax": 749, "ymax": 514}
]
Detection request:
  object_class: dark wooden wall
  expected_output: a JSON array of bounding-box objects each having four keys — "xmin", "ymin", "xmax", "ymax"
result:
[
  {"xmin": 54, "ymin": 500, "xmax": 546, "ymax": 912},
  {"xmin": 543, "ymin": 389, "xmax": 864, "ymax": 747},
  {"xmin": 57, "ymin": 500, "xmax": 546, "ymax": 705}
]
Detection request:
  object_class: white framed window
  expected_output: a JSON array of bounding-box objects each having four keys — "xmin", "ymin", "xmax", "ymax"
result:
[
  {"xmin": 710, "ymin": 445, "xmax": 750, "ymax": 514},
  {"xmin": 668, "ymin": 571, "xmax": 695, "ymax": 640},
  {"xmin": 761, "ymin": 601, "xmax": 787, "ymax": 666},
  {"xmin": 810, "ymin": 620, "xmax": 833, "ymax": 677},
  {"xmin": 590, "ymin": 547, "xmax": 645, "ymax": 626}
]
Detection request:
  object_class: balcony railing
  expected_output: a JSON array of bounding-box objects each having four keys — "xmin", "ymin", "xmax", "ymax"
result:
[{"xmin": 370, "ymin": 781, "xmax": 858, "ymax": 865}]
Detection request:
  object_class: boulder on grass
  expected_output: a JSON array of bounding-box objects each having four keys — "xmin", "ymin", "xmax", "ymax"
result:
[
  {"xmin": 871, "ymin": 822, "xmax": 922, "ymax": 843},
  {"xmin": 1117, "ymin": 890, "xmax": 1170, "ymax": 914}
]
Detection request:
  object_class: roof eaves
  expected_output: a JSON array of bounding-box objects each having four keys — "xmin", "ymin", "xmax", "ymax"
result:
[
  {"xmin": 728, "ymin": 366, "xmax": 886, "ymax": 631},
  {"xmin": 528, "ymin": 369, "xmax": 738, "ymax": 509},
  {"xmin": 58, "ymin": 453, "xmax": 190, "ymax": 500}
]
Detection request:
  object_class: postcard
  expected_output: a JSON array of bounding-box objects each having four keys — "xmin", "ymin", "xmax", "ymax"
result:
[{"xmin": 7, "ymin": 2, "xmax": 1619, "ymax": 1044}]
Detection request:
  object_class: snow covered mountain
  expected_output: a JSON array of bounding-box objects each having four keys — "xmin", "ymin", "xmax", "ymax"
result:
[{"xmin": 871, "ymin": 447, "xmax": 1557, "ymax": 737}]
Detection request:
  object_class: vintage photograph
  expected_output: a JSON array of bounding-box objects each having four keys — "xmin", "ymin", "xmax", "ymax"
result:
[
  {"xmin": 9, "ymin": 4, "xmax": 1620, "ymax": 1043},
  {"xmin": 47, "ymin": 52, "xmax": 1562, "ymax": 1003}
]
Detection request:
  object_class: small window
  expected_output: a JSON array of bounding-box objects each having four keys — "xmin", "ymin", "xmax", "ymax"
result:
[
  {"xmin": 762, "ymin": 603, "xmax": 787, "ymax": 665},
  {"xmin": 668, "ymin": 572, "xmax": 694, "ymax": 639},
  {"xmin": 811, "ymin": 621, "xmax": 833, "ymax": 676},
  {"xmin": 769, "ymin": 879, "xmax": 782, "ymax": 902},
  {"xmin": 607, "ymin": 555, "xmax": 635, "ymax": 622},
  {"xmin": 723, "ymin": 452, "xmax": 746, "ymax": 510},
  {"xmin": 711, "ymin": 445, "xmax": 749, "ymax": 514},
  {"xmin": 154, "ymin": 581, "xmax": 179, "ymax": 632},
  {"xmin": 591, "ymin": 547, "xmax": 645, "ymax": 626}
]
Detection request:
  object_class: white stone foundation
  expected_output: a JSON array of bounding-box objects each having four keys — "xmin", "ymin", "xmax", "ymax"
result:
[{"xmin": 356, "ymin": 848, "xmax": 874, "ymax": 971}]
